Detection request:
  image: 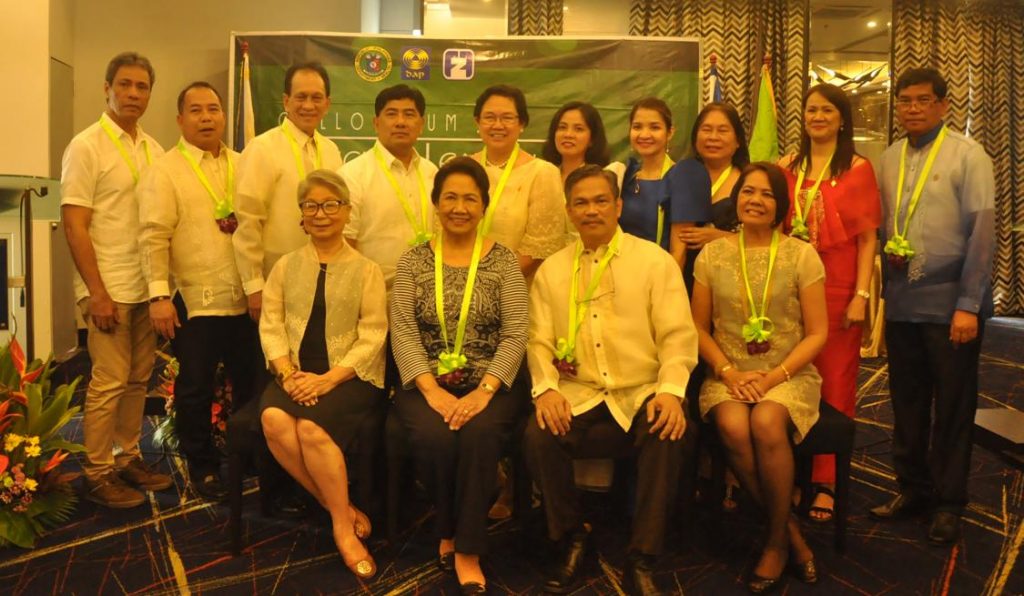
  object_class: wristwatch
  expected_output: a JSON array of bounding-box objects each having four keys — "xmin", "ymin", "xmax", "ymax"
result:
[
  {"xmin": 149, "ymin": 295, "xmax": 170, "ymax": 303},
  {"xmin": 856, "ymin": 289, "xmax": 870, "ymax": 300},
  {"xmin": 479, "ymin": 381, "xmax": 498, "ymax": 394}
]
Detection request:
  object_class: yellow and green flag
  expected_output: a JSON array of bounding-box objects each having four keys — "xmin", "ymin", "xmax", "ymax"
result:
[{"xmin": 748, "ymin": 61, "xmax": 778, "ymax": 162}]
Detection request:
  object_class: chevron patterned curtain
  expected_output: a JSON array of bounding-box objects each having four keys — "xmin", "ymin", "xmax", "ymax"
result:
[
  {"xmin": 893, "ymin": 0, "xmax": 1024, "ymax": 315},
  {"xmin": 628, "ymin": 0, "xmax": 809, "ymax": 156},
  {"xmin": 508, "ymin": 0, "xmax": 564, "ymax": 35}
]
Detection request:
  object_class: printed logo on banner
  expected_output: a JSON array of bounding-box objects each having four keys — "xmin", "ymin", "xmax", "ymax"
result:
[
  {"xmin": 442, "ymin": 49, "xmax": 475, "ymax": 80},
  {"xmin": 355, "ymin": 46, "xmax": 393, "ymax": 82},
  {"xmin": 401, "ymin": 47, "xmax": 431, "ymax": 80}
]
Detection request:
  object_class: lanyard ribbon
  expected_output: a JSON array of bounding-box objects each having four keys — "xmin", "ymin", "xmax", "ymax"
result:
[
  {"xmin": 281, "ymin": 123, "xmax": 323, "ymax": 178},
  {"xmin": 434, "ymin": 232, "xmax": 485, "ymax": 375},
  {"xmin": 884, "ymin": 127, "xmax": 947, "ymax": 260},
  {"xmin": 373, "ymin": 145, "xmax": 432, "ymax": 246},
  {"xmin": 710, "ymin": 165, "xmax": 733, "ymax": 197},
  {"xmin": 99, "ymin": 116, "xmax": 152, "ymax": 186},
  {"xmin": 554, "ymin": 227, "xmax": 622, "ymax": 367},
  {"xmin": 790, "ymin": 153, "xmax": 834, "ymax": 241},
  {"xmin": 738, "ymin": 229, "xmax": 780, "ymax": 350},
  {"xmin": 654, "ymin": 156, "xmax": 673, "ymax": 245},
  {"xmin": 479, "ymin": 143, "xmax": 520, "ymax": 236},
  {"xmin": 177, "ymin": 141, "xmax": 234, "ymax": 219}
]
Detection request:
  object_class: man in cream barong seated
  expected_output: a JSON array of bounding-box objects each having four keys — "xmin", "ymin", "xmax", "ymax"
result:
[{"xmin": 524, "ymin": 164, "xmax": 698, "ymax": 596}]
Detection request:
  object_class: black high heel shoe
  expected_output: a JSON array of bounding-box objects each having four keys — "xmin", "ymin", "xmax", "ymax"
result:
[
  {"xmin": 747, "ymin": 573, "xmax": 782, "ymax": 593},
  {"xmin": 789, "ymin": 556, "xmax": 818, "ymax": 584}
]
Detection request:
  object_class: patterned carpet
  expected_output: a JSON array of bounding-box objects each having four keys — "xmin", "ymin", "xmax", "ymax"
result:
[{"xmin": 1, "ymin": 319, "xmax": 1022, "ymax": 595}]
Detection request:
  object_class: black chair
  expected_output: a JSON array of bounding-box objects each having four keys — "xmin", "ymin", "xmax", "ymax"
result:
[
  {"xmin": 793, "ymin": 400, "xmax": 855, "ymax": 553},
  {"xmin": 702, "ymin": 399, "xmax": 855, "ymax": 554},
  {"xmin": 225, "ymin": 395, "xmax": 386, "ymax": 555}
]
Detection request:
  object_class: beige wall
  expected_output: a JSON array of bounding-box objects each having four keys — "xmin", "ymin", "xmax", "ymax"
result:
[
  {"xmin": 71, "ymin": 0, "xmax": 361, "ymax": 149},
  {"xmin": 0, "ymin": 2, "xmax": 50, "ymax": 177}
]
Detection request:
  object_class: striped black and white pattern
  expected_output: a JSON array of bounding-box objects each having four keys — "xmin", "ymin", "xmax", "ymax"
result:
[
  {"xmin": 508, "ymin": 0, "xmax": 564, "ymax": 35},
  {"xmin": 892, "ymin": 0, "xmax": 1024, "ymax": 315}
]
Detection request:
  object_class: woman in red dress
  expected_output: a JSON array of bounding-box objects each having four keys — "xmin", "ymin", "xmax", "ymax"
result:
[{"xmin": 780, "ymin": 83, "xmax": 881, "ymax": 522}]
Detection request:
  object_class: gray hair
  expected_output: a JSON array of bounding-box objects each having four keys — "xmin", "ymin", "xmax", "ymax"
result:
[
  {"xmin": 297, "ymin": 169, "xmax": 350, "ymax": 203},
  {"xmin": 105, "ymin": 51, "xmax": 155, "ymax": 86}
]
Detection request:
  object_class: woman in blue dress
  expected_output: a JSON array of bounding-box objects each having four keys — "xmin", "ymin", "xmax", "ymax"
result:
[{"xmin": 607, "ymin": 98, "xmax": 702, "ymax": 266}]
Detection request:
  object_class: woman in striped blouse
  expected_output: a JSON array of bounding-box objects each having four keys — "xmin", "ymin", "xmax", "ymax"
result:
[{"xmin": 390, "ymin": 156, "xmax": 529, "ymax": 594}]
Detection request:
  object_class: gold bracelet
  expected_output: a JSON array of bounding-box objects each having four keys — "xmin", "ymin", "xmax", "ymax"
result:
[
  {"xmin": 856, "ymin": 289, "xmax": 870, "ymax": 300},
  {"xmin": 779, "ymin": 363, "xmax": 792, "ymax": 382},
  {"xmin": 275, "ymin": 363, "xmax": 297, "ymax": 386},
  {"xmin": 717, "ymin": 363, "xmax": 734, "ymax": 378}
]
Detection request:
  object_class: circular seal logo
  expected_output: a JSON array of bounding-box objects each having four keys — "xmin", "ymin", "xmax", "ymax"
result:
[
  {"xmin": 402, "ymin": 47, "xmax": 429, "ymax": 71},
  {"xmin": 355, "ymin": 46, "xmax": 393, "ymax": 82}
]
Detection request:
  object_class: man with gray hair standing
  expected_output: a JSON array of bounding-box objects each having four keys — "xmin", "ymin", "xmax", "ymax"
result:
[{"xmin": 61, "ymin": 52, "xmax": 173, "ymax": 508}]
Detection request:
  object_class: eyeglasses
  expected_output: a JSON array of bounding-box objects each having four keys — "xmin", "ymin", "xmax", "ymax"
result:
[
  {"xmin": 299, "ymin": 199, "xmax": 348, "ymax": 216},
  {"xmin": 479, "ymin": 113, "xmax": 519, "ymax": 126},
  {"xmin": 290, "ymin": 93, "xmax": 327, "ymax": 106},
  {"xmin": 895, "ymin": 96, "xmax": 939, "ymax": 109}
]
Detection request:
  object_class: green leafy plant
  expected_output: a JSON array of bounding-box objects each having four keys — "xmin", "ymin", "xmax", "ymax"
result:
[{"xmin": 0, "ymin": 338, "xmax": 84, "ymax": 549}]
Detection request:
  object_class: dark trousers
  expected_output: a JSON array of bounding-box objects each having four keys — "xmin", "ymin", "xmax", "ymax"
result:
[
  {"xmin": 885, "ymin": 320, "xmax": 984, "ymax": 513},
  {"xmin": 523, "ymin": 399, "xmax": 685, "ymax": 556},
  {"xmin": 171, "ymin": 295, "xmax": 261, "ymax": 475},
  {"xmin": 393, "ymin": 379, "xmax": 528, "ymax": 554}
]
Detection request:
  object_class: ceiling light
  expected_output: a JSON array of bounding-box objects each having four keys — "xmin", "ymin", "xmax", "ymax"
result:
[
  {"xmin": 867, "ymin": 20, "xmax": 877, "ymax": 28},
  {"xmin": 425, "ymin": 0, "xmax": 449, "ymax": 11}
]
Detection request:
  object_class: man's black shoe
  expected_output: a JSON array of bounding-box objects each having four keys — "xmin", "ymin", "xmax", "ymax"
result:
[
  {"xmin": 928, "ymin": 511, "xmax": 961, "ymax": 545},
  {"xmin": 622, "ymin": 553, "xmax": 661, "ymax": 596},
  {"xmin": 869, "ymin": 493, "xmax": 929, "ymax": 520},
  {"xmin": 269, "ymin": 493, "xmax": 308, "ymax": 519},
  {"xmin": 543, "ymin": 527, "xmax": 590, "ymax": 594},
  {"xmin": 191, "ymin": 473, "xmax": 228, "ymax": 501}
]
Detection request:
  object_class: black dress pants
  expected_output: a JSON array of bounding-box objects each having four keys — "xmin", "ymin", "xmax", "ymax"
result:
[
  {"xmin": 522, "ymin": 398, "xmax": 685, "ymax": 556},
  {"xmin": 393, "ymin": 380, "xmax": 527, "ymax": 554},
  {"xmin": 171, "ymin": 295, "xmax": 262, "ymax": 476},
  {"xmin": 885, "ymin": 320, "xmax": 984, "ymax": 513}
]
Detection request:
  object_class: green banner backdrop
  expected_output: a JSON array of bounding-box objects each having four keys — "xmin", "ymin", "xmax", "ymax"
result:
[{"xmin": 230, "ymin": 34, "xmax": 701, "ymax": 164}]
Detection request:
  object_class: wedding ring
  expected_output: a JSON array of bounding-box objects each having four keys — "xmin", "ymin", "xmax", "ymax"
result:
[{"xmin": 462, "ymin": 409, "xmax": 469, "ymax": 415}]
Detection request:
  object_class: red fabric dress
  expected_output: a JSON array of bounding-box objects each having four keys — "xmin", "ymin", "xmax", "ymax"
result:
[{"xmin": 784, "ymin": 160, "xmax": 881, "ymax": 484}]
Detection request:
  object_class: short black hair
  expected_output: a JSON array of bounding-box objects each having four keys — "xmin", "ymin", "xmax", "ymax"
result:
[
  {"xmin": 474, "ymin": 85, "xmax": 530, "ymax": 126},
  {"xmin": 105, "ymin": 52, "xmax": 155, "ymax": 86},
  {"xmin": 564, "ymin": 164, "xmax": 620, "ymax": 202},
  {"xmin": 176, "ymin": 81, "xmax": 222, "ymax": 115},
  {"xmin": 895, "ymin": 68, "xmax": 948, "ymax": 99},
  {"xmin": 431, "ymin": 156, "xmax": 491, "ymax": 209},
  {"xmin": 541, "ymin": 101, "xmax": 611, "ymax": 167},
  {"xmin": 284, "ymin": 62, "xmax": 330, "ymax": 97},
  {"xmin": 374, "ymin": 84, "xmax": 426, "ymax": 116},
  {"xmin": 689, "ymin": 102, "xmax": 749, "ymax": 168},
  {"xmin": 730, "ymin": 162, "xmax": 791, "ymax": 227}
]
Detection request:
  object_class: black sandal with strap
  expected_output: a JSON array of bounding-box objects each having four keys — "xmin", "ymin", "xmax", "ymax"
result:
[{"xmin": 807, "ymin": 485, "xmax": 835, "ymax": 524}]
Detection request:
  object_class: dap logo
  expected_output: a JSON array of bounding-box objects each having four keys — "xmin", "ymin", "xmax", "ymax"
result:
[
  {"xmin": 355, "ymin": 46, "xmax": 393, "ymax": 82},
  {"xmin": 442, "ymin": 49, "xmax": 475, "ymax": 80},
  {"xmin": 401, "ymin": 47, "xmax": 430, "ymax": 80}
]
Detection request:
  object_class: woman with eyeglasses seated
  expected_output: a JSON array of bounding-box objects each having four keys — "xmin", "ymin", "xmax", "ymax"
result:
[
  {"xmin": 471, "ymin": 85, "xmax": 569, "ymax": 280},
  {"xmin": 691, "ymin": 163, "xmax": 828, "ymax": 592},
  {"xmin": 259, "ymin": 169, "xmax": 387, "ymax": 580},
  {"xmin": 390, "ymin": 157, "xmax": 529, "ymax": 594}
]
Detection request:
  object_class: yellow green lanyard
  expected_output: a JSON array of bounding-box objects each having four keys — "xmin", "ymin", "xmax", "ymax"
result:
[
  {"xmin": 884, "ymin": 127, "xmax": 947, "ymax": 260},
  {"xmin": 553, "ymin": 227, "xmax": 622, "ymax": 368},
  {"xmin": 479, "ymin": 143, "xmax": 521, "ymax": 236},
  {"xmin": 281, "ymin": 123, "xmax": 323, "ymax": 178},
  {"xmin": 373, "ymin": 145, "xmax": 432, "ymax": 246},
  {"xmin": 738, "ymin": 229, "xmax": 780, "ymax": 351},
  {"xmin": 434, "ymin": 232, "xmax": 485, "ymax": 375},
  {"xmin": 99, "ymin": 116, "xmax": 152, "ymax": 186},
  {"xmin": 790, "ymin": 153, "xmax": 834, "ymax": 241},
  {"xmin": 654, "ymin": 156, "xmax": 673, "ymax": 245},
  {"xmin": 177, "ymin": 141, "xmax": 234, "ymax": 219},
  {"xmin": 710, "ymin": 165, "xmax": 733, "ymax": 197}
]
